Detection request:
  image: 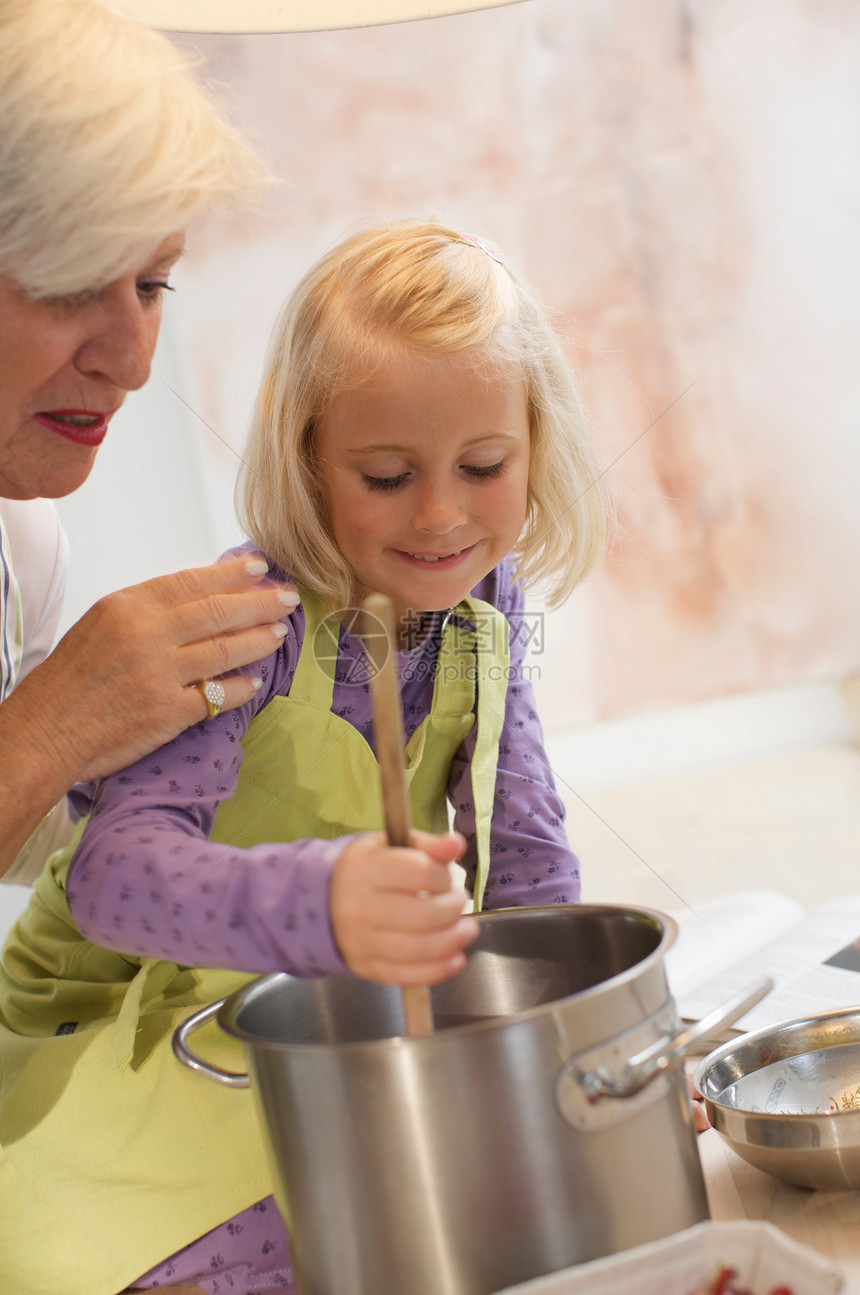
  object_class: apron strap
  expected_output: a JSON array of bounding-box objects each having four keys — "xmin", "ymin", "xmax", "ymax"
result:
[
  {"xmin": 446, "ymin": 596, "xmax": 510, "ymax": 913},
  {"xmin": 288, "ymin": 588, "xmax": 339, "ymax": 710},
  {"xmin": 290, "ymin": 585, "xmax": 508, "ymax": 910}
]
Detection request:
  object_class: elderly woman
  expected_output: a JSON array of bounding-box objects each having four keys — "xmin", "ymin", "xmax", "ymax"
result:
[
  {"xmin": 0, "ymin": 0, "xmax": 298, "ymax": 887},
  {"xmin": 0, "ymin": 3, "xmax": 301, "ymax": 1289}
]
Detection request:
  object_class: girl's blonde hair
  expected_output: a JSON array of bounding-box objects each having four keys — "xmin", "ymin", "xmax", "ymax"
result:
[
  {"xmin": 0, "ymin": 0, "xmax": 269, "ymax": 296},
  {"xmin": 239, "ymin": 220, "xmax": 605, "ymax": 608}
]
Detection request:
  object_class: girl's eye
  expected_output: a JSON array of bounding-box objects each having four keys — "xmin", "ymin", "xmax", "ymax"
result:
[
  {"xmin": 463, "ymin": 461, "xmax": 505, "ymax": 479},
  {"xmin": 362, "ymin": 472, "xmax": 410, "ymax": 492},
  {"xmin": 137, "ymin": 279, "xmax": 175, "ymax": 305}
]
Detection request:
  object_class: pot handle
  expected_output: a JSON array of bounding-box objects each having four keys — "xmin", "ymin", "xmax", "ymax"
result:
[
  {"xmin": 172, "ymin": 998, "xmax": 250, "ymax": 1088},
  {"xmin": 575, "ymin": 975, "xmax": 773, "ymax": 1104}
]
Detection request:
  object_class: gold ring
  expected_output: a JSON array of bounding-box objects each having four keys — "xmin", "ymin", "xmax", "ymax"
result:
[{"xmin": 196, "ymin": 679, "xmax": 226, "ymax": 720}]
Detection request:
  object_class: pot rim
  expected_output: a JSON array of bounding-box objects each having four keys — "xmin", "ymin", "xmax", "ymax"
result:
[{"xmin": 216, "ymin": 902, "xmax": 678, "ymax": 1053}]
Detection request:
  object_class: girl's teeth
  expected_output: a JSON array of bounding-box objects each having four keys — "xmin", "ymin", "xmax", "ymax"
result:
[{"xmin": 409, "ymin": 550, "xmax": 462, "ymax": 562}]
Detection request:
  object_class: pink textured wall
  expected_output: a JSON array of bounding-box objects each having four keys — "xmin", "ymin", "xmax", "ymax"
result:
[{"xmin": 169, "ymin": 0, "xmax": 860, "ymax": 727}]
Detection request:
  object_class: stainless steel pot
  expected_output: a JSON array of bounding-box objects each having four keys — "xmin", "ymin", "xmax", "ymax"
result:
[{"xmin": 174, "ymin": 905, "xmax": 769, "ymax": 1295}]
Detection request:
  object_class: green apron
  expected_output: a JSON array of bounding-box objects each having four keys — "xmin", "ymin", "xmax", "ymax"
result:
[{"xmin": 0, "ymin": 591, "xmax": 508, "ymax": 1295}]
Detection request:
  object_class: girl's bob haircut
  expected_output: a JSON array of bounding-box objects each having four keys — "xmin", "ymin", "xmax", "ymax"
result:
[
  {"xmin": 0, "ymin": 0, "xmax": 269, "ymax": 297},
  {"xmin": 239, "ymin": 220, "xmax": 605, "ymax": 609}
]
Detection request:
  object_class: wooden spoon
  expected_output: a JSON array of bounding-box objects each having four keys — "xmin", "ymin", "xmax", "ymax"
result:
[{"xmin": 360, "ymin": 593, "xmax": 434, "ymax": 1037}]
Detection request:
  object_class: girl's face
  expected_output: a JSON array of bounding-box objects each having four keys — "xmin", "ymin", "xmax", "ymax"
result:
[
  {"xmin": 0, "ymin": 233, "xmax": 184, "ymax": 500},
  {"xmin": 316, "ymin": 347, "xmax": 530, "ymax": 635}
]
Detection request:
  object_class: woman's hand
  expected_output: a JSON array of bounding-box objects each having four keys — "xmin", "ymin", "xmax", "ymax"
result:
[
  {"xmin": 330, "ymin": 829, "xmax": 479, "ymax": 985},
  {"xmin": 25, "ymin": 553, "xmax": 298, "ymax": 779},
  {"xmin": 0, "ymin": 554, "xmax": 298, "ymax": 873},
  {"xmin": 688, "ymin": 1072, "xmax": 711, "ymax": 1133}
]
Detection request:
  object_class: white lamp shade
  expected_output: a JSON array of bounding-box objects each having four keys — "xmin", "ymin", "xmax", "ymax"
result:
[{"xmin": 111, "ymin": 0, "xmax": 528, "ymax": 34}]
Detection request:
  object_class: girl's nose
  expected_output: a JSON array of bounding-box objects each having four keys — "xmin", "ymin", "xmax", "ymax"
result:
[
  {"xmin": 73, "ymin": 288, "xmax": 159, "ymax": 393},
  {"xmin": 412, "ymin": 482, "xmax": 468, "ymax": 534}
]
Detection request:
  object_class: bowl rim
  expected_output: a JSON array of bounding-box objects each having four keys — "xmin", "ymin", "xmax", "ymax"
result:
[{"xmin": 694, "ymin": 1004, "xmax": 860, "ymax": 1121}]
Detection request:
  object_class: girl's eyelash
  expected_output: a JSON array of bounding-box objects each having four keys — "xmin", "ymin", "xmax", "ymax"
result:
[
  {"xmin": 464, "ymin": 461, "xmax": 505, "ymax": 479},
  {"xmin": 362, "ymin": 473, "xmax": 409, "ymax": 492},
  {"xmin": 362, "ymin": 462, "xmax": 506, "ymax": 491}
]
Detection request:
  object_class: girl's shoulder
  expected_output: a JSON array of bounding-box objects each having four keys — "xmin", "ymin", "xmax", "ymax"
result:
[
  {"xmin": 217, "ymin": 540, "xmax": 288, "ymax": 585},
  {"xmin": 215, "ymin": 543, "xmax": 303, "ymax": 701},
  {"xmin": 469, "ymin": 554, "xmax": 524, "ymax": 619}
]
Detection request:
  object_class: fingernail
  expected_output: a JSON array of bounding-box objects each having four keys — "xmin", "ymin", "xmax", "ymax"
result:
[
  {"xmin": 278, "ymin": 589, "xmax": 301, "ymax": 607},
  {"xmin": 271, "ymin": 621, "xmax": 289, "ymax": 639},
  {"xmin": 250, "ymin": 676, "xmax": 263, "ymax": 691},
  {"xmin": 244, "ymin": 558, "xmax": 269, "ymax": 576}
]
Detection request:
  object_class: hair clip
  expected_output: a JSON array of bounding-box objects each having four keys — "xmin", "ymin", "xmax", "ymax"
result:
[{"xmin": 457, "ymin": 232, "xmax": 505, "ymax": 267}]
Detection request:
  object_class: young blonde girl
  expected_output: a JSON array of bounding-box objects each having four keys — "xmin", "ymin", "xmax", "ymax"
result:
[{"xmin": 0, "ymin": 221, "xmax": 604, "ymax": 1294}]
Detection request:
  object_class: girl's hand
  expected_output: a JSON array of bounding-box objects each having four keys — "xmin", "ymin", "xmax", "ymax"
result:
[{"xmin": 330, "ymin": 829, "xmax": 479, "ymax": 985}]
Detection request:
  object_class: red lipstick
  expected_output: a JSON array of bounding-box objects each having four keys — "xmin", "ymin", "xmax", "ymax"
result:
[{"xmin": 34, "ymin": 409, "xmax": 112, "ymax": 447}]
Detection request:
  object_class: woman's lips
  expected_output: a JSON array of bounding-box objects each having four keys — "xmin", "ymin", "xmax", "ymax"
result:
[
  {"xmin": 394, "ymin": 542, "xmax": 479, "ymax": 570},
  {"xmin": 34, "ymin": 409, "xmax": 112, "ymax": 447}
]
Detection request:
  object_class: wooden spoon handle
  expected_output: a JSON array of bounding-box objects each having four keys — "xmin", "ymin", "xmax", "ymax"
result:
[{"xmin": 361, "ymin": 594, "xmax": 434, "ymax": 1037}]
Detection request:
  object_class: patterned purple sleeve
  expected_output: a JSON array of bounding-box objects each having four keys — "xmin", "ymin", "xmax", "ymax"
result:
[
  {"xmin": 452, "ymin": 561, "xmax": 581, "ymax": 910},
  {"xmin": 66, "ymin": 615, "xmax": 351, "ymax": 978}
]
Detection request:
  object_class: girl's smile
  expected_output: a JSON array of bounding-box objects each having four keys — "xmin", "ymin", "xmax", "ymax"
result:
[
  {"xmin": 397, "ymin": 542, "xmax": 477, "ymax": 565},
  {"xmin": 316, "ymin": 347, "xmax": 530, "ymax": 639}
]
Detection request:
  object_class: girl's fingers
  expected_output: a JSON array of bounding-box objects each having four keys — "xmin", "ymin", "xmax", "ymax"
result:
[
  {"xmin": 330, "ymin": 834, "xmax": 479, "ymax": 986},
  {"xmin": 368, "ymin": 849, "xmax": 460, "ymax": 895},
  {"xmin": 362, "ymin": 950, "xmax": 471, "ymax": 987},
  {"xmin": 361, "ymin": 888, "xmax": 474, "ymax": 934},
  {"xmin": 368, "ymin": 917, "xmax": 479, "ymax": 964},
  {"xmin": 347, "ymin": 919, "xmax": 479, "ymax": 986},
  {"xmin": 409, "ymin": 828, "xmax": 466, "ymax": 863}
]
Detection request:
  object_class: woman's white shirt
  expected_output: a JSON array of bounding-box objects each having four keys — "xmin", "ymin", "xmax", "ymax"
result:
[{"xmin": 0, "ymin": 496, "xmax": 73, "ymax": 884}]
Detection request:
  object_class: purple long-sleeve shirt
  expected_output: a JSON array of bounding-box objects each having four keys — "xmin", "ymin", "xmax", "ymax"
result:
[{"xmin": 67, "ymin": 555, "xmax": 580, "ymax": 976}]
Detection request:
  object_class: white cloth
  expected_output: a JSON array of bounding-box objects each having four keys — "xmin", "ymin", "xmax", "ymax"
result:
[
  {"xmin": 0, "ymin": 497, "xmax": 68, "ymax": 683},
  {"xmin": 0, "ymin": 497, "xmax": 73, "ymax": 884},
  {"xmin": 0, "ymin": 508, "xmax": 22, "ymax": 703}
]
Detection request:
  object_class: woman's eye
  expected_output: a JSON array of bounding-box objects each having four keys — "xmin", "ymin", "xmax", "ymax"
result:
[
  {"xmin": 463, "ymin": 461, "xmax": 505, "ymax": 479},
  {"xmin": 362, "ymin": 472, "xmax": 409, "ymax": 492},
  {"xmin": 137, "ymin": 279, "xmax": 175, "ymax": 305}
]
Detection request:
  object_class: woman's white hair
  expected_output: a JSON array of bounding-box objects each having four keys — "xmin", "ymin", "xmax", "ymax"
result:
[{"xmin": 0, "ymin": 0, "xmax": 269, "ymax": 296}]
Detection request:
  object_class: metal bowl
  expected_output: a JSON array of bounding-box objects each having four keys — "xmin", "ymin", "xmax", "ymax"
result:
[{"xmin": 694, "ymin": 1005, "xmax": 860, "ymax": 1190}]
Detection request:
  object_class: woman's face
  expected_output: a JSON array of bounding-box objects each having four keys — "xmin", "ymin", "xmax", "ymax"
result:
[{"xmin": 0, "ymin": 233, "xmax": 185, "ymax": 500}]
